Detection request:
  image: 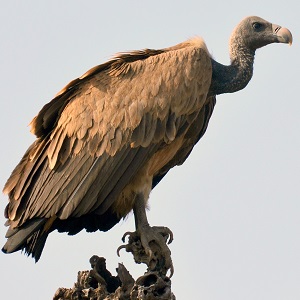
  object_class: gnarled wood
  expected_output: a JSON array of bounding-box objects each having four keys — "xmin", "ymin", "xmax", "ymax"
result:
[{"xmin": 53, "ymin": 255, "xmax": 175, "ymax": 300}]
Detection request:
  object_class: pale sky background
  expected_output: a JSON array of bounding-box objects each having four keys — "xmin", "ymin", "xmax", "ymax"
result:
[{"xmin": 0, "ymin": 1, "xmax": 299, "ymax": 299}]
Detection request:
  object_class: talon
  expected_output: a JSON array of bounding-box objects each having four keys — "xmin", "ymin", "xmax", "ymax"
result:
[
  {"xmin": 152, "ymin": 226, "xmax": 174, "ymax": 244},
  {"xmin": 117, "ymin": 244, "xmax": 126, "ymax": 257},
  {"xmin": 169, "ymin": 264, "xmax": 174, "ymax": 278},
  {"xmin": 121, "ymin": 231, "xmax": 132, "ymax": 242},
  {"xmin": 146, "ymin": 248, "xmax": 153, "ymax": 259},
  {"xmin": 166, "ymin": 228, "xmax": 174, "ymax": 244}
]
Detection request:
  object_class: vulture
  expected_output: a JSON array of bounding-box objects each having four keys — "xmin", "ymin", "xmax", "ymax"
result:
[{"xmin": 2, "ymin": 17, "xmax": 292, "ymax": 271}]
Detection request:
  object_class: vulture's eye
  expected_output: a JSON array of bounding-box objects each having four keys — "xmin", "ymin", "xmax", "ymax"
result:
[{"xmin": 252, "ymin": 22, "xmax": 263, "ymax": 31}]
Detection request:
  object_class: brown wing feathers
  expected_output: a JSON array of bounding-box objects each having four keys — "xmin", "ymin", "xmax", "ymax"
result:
[{"xmin": 3, "ymin": 38, "xmax": 213, "ymax": 259}]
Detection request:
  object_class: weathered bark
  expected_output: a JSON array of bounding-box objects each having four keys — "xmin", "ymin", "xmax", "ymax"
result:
[{"xmin": 53, "ymin": 255, "xmax": 175, "ymax": 300}]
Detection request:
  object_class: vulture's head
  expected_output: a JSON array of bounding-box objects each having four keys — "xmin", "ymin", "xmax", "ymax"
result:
[
  {"xmin": 211, "ymin": 16, "xmax": 292, "ymax": 95},
  {"xmin": 230, "ymin": 16, "xmax": 292, "ymax": 52}
]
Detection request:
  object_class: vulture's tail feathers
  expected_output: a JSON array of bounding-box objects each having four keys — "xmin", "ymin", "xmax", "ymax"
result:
[{"xmin": 2, "ymin": 218, "xmax": 48, "ymax": 262}]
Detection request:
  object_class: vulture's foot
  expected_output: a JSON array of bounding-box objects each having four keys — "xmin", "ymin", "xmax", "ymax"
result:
[{"xmin": 117, "ymin": 225, "xmax": 174, "ymax": 277}]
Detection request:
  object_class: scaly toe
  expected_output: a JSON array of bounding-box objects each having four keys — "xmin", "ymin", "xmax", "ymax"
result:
[{"xmin": 117, "ymin": 226, "xmax": 174, "ymax": 276}]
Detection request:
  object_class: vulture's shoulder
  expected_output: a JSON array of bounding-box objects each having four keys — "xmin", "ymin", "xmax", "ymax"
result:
[{"xmin": 29, "ymin": 37, "xmax": 211, "ymax": 139}]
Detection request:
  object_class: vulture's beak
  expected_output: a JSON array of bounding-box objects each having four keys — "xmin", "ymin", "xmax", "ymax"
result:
[{"xmin": 272, "ymin": 24, "xmax": 293, "ymax": 45}]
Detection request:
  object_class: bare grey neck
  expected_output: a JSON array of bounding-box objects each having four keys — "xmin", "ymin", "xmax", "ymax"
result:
[{"xmin": 209, "ymin": 38, "xmax": 256, "ymax": 96}]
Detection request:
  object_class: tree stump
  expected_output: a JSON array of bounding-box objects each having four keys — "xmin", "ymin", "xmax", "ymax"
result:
[{"xmin": 53, "ymin": 255, "xmax": 175, "ymax": 300}]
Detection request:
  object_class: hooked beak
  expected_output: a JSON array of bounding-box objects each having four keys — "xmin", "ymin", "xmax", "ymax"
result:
[{"xmin": 272, "ymin": 24, "xmax": 293, "ymax": 45}]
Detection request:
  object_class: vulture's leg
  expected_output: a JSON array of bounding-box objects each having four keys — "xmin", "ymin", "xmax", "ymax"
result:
[{"xmin": 117, "ymin": 193, "xmax": 174, "ymax": 276}]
